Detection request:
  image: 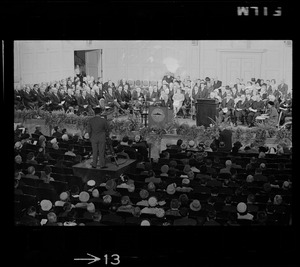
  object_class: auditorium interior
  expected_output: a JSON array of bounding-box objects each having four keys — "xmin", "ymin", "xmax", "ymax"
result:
[{"xmin": 14, "ymin": 40, "xmax": 292, "ymax": 226}]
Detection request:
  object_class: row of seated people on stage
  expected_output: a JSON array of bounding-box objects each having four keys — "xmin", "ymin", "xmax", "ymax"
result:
[
  {"xmin": 15, "ymin": 127, "xmax": 292, "ymax": 226},
  {"xmin": 14, "ymin": 74, "xmax": 292, "ymax": 125}
]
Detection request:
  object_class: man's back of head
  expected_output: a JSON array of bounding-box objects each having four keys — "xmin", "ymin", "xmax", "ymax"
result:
[
  {"xmin": 176, "ymin": 139, "xmax": 183, "ymax": 147},
  {"xmin": 94, "ymin": 107, "xmax": 102, "ymax": 115},
  {"xmin": 28, "ymin": 166, "xmax": 35, "ymax": 175}
]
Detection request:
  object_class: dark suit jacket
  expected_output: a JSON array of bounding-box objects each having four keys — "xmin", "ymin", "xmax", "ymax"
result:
[
  {"xmin": 114, "ymin": 90, "xmax": 123, "ymax": 103},
  {"xmin": 213, "ymin": 80, "xmax": 222, "ymax": 89},
  {"xmin": 88, "ymin": 95, "xmax": 100, "ymax": 108},
  {"xmin": 121, "ymin": 90, "xmax": 131, "ymax": 102},
  {"xmin": 87, "ymin": 115, "xmax": 109, "ymax": 142},
  {"xmin": 22, "ymin": 91, "xmax": 34, "ymax": 106},
  {"xmin": 64, "ymin": 94, "xmax": 77, "ymax": 108},
  {"xmin": 37, "ymin": 92, "xmax": 49, "ymax": 106},
  {"xmin": 50, "ymin": 93, "xmax": 61, "ymax": 106},
  {"xmin": 131, "ymin": 91, "xmax": 144, "ymax": 101},
  {"xmin": 30, "ymin": 89, "xmax": 39, "ymax": 102},
  {"xmin": 77, "ymin": 95, "xmax": 90, "ymax": 108}
]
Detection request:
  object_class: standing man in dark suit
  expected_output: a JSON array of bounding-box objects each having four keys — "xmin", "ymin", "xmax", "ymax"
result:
[
  {"xmin": 213, "ymin": 77, "xmax": 222, "ymax": 89},
  {"xmin": 87, "ymin": 107, "xmax": 109, "ymax": 169}
]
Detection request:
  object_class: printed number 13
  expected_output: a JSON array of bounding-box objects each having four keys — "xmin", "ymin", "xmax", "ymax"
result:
[{"xmin": 104, "ymin": 254, "xmax": 120, "ymax": 265}]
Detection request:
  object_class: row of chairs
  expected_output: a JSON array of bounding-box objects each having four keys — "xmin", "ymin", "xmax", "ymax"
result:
[{"xmin": 20, "ymin": 174, "xmax": 83, "ymax": 190}]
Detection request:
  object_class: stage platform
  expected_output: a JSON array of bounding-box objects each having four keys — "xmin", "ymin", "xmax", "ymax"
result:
[{"xmin": 72, "ymin": 158, "xmax": 137, "ymax": 184}]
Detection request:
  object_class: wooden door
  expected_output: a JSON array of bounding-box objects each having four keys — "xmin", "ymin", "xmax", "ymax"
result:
[{"xmin": 85, "ymin": 50, "xmax": 100, "ymax": 79}]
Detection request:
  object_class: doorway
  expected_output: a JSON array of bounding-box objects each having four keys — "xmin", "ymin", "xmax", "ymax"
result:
[
  {"xmin": 74, "ymin": 49, "xmax": 103, "ymax": 79},
  {"xmin": 220, "ymin": 52, "xmax": 262, "ymax": 85}
]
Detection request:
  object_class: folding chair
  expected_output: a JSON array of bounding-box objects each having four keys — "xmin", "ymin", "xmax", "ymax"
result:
[
  {"xmin": 51, "ymin": 166, "xmax": 64, "ymax": 174},
  {"xmin": 51, "ymin": 173, "xmax": 66, "ymax": 182},
  {"xmin": 20, "ymin": 177, "xmax": 43, "ymax": 187},
  {"xmin": 21, "ymin": 185, "xmax": 38, "ymax": 196},
  {"xmin": 65, "ymin": 175, "xmax": 83, "ymax": 191},
  {"xmin": 37, "ymin": 187, "xmax": 57, "ymax": 202},
  {"xmin": 50, "ymin": 180, "xmax": 68, "ymax": 195},
  {"xmin": 19, "ymin": 194, "xmax": 38, "ymax": 209},
  {"xmin": 63, "ymin": 154, "xmax": 76, "ymax": 162}
]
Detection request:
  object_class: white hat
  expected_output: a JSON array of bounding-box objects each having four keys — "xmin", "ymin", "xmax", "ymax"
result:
[
  {"xmin": 103, "ymin": 195, "xmax": 112, "ymax": 203},
  {"xmin": 140, "ymin": 219, "xmax": 151, "ymax": 226},
  {"xmin": 60, "ymin": 192, "xmax": 68, "ymax": 201},
  {"xmin": 50, "ymin": 138, "xmax": 57, "ymax": 144},
  {"xmin": 139, "ymin": 189, "xmax": 149, "ymax": 199},
  {"xmin": 14, "ymin": 141, "xmax": 22, "ymax": 149},
  {"xmin": 246, "ymin": 175, "xmax": 254, "ymax": 183},
  {"xmin": 166, "ymin": 183, "xmax": 176, "ymax": 195},
  {"xmin": 92, "ymin": 189, "xmax": 100, "ymax": 198},
  {"xmin": 87, "ymin": 180, "xmax": 96, "ymax": 187},
  {"xmin": 260, "ymin": 163, "xmax": 266, "ymax": 169},
  {"xmin": 87, "ymin": 203, "xmax": 95, "ymax": 213},
  {"xmin": 182, "ymin": 178, "xmax": 190, "ymax": 185},
  {"xmin": 181, "ymin": 143, "xmax": 187, "ymax": 150},
  {"xmin": 237, "ymin": 202, "xmax": 247, "ymax": 213},
  {"xmin": 148, "ymin": 196, "xmax": 158, "ymax": 207},
  {"xmin": 84, "ymin": 133, "xmax": 89, "ymax": 139},
  {"xmin": 190, "ymin": 200, "xmax": 201, "ymax": 211},
  {"xmin": 63, "ymin": 221, "xmax": 77, "ymax": 226},
  {"xmin": 188, "ymin": 140, "xmax": 195, "ymax": 147},
  {"xmin": 79, "ymin": 191, "xmax": 90, "ymax": 203},
  {"xmin": 274, "ymin": 195, "xmax": 283, "ymax": 205},
  {"xmin": 282, "ymin": 181, "xmax": 290, "ymax": 189},
  {"xmin": 156, "ymin": 208, "xmax": 165, "ymax": 218},
  {"xmin": 127, "ymin": 184, "xmax": 135, "ymax": 192},
  {"xmin": 62, "ymin": 134, "xmax": 69, "ymax": 141},
  {"xmin": 225, "ymin": 160, "xmax": 232, "ymax": 166},
  {"xmin": 41, "ymin": 199, "xmax": 52, "ymax": 211}
]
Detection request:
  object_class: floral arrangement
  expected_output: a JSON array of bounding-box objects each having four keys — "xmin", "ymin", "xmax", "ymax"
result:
[{"xmin": 14, "ymin": 109, "xmax": 292, "ymax": 148}]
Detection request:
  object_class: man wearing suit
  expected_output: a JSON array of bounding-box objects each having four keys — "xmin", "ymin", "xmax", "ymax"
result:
[
  {"xmin": 87, "ymin": 107, "xmax": 109, "ymax": 169},
  {"xmin": 213, "ymin": 77, "xmax": 222, "ymax": 89},
  {"xmin": 37, "ymin": 85, "xmax": 51, "ymax": 110},
  {"xmin": 277, "ymin": 79, "xmax": 288, "ymax": 98},
  {"xmin": 23, "ymin": 86, "xmax": 35, "ymax": 109},
  {"xmin": 30, "ymin": 84, "xmax": 40, "ymax": 108},
  {"xmin": 235, "ymin": 94, "xmax": 247, "ymax": 125},
  {"xmin": 77, "ymin": 90, "xmax": 90, "ymax": 114},
  {"xmin": 247, "ymin": 94, "xmax": 265, "ymax": 127},
  {"xmin": 88, "ymin": 89, "xmax": 100, "ymax": 110},
  {"xmin": 121, "ymin": 84, "xmax": 132, "ymax": 103},
  {"xmin": 64, "ymin": 89, "xmax": 77, "ymax": 111},
  {"xmin": 219, "ymin": 92, "xmax": 235, "ymax": 122},
  {"xmin": 49, "ymin": 88, "xmax": 62, "ymax": 111}
]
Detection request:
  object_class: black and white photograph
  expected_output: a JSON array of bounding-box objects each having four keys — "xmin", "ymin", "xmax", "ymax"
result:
[
  {"xmin": 3, "ymin": 0, "xmax": 297, "ymax": 266},
  {"xmin": 13, "ymin": 40, "xmax": 293, "ymax": 227}
]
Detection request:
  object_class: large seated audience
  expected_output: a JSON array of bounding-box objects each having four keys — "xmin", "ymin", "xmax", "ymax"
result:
[
  {"xmin": 14, "ymin": 121, "xmax": 292, "ymax": 226},
  {"xmin": 14, "ymin": 72, "xmax": 292, "ymax": 127}
]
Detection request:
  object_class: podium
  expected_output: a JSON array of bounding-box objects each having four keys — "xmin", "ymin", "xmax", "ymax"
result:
[
  {"xmin": 148, "ymin": 106, "xmax": 174, "ymax": 128},
  {"xmin": 196, "ymin": 99, "xmax": 218, "ymax": 127}
]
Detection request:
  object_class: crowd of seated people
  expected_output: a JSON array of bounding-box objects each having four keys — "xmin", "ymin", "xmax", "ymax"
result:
[
  {"xmin": 14, "ymin": 121, "xmax": 292, "ymax": 226},
  {"xmin": 14, "ymin": 73, "xmax": 292, "ymax": 126}
]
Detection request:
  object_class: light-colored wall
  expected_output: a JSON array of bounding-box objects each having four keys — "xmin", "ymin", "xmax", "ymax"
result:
[{"xmin": 14, "ymin": 40, "xmax": 292, "ymax": 90}]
